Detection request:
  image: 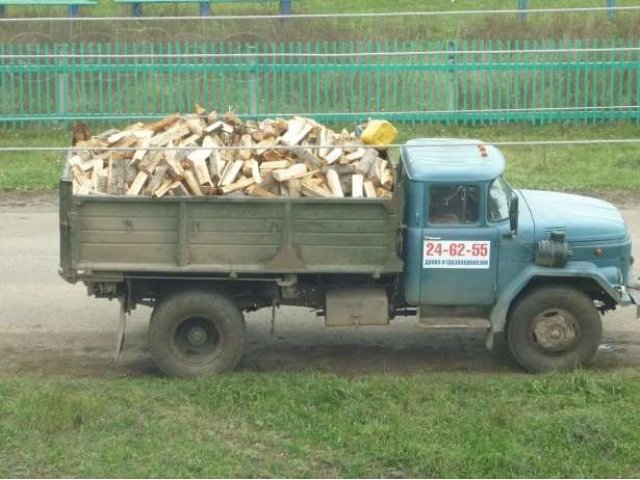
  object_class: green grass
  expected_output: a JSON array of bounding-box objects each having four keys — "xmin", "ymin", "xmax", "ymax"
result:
[
  {"xmin": 1, "ymin": 0, "xmax": 639, "ymax": 42},
  {"xmin": 2, "ymin": 122, "xmax": 639, "ymax": 192},
  {"xmin": 400, "ymin": 122, "xmax": 640, "ymax": 193},
  {"xmin": 0, "ymin": 128, "xmax": 67, "ymax": 191},
  {"xmin": 1, "ymin": 370, "xmax": 640, "ymax": 477}
]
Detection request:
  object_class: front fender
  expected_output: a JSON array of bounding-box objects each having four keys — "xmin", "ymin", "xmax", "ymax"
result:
[{"xmin": 489, "ymin": 261, "xmax": 631, "ymax": 333}]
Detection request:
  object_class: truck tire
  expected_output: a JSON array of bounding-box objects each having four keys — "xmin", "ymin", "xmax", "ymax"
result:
[
  {"xmin": 506, "ymin": 286, "xmax": 602, "ymax": 372},
  {"xmin": 149, "ymin": 290, "xmax": 246, "ymax": 377}
]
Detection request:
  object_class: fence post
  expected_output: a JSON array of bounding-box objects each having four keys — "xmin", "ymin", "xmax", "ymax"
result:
[
  {"xmin": 447, "ymin": 41, "xmax": 458, "ymax": 115},
  {"xmin": 607, "ymin": 0, "xmax": 616, "ymax": 19},
  {"xmin": 248, "ymin": 45, "xmax": 258, "ymax": 117},
  {"xmin": 280, "ymin": 0, "xmax": 292, "ymax": 15},
  {"xmin": 57, "ymin": 44, "xmax": 69, "ymax": 124},
  {"xmin": 518, "ymin": 0, "xmax": 528, "ymax": 21},
  {"xmin": 199, "ymin": 2, "xmax": 211, "ymax": 16}
]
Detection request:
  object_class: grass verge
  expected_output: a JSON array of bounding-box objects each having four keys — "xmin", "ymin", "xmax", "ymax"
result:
[
  {"xmin": 1, "ymin": 370, "xmax": 640, "ymax": 477},
  {"xmin": 1, "ymin": 122, "xmax": 639, "ymax": 193},
  {"xmin": 1, "ymin": 0, "xmax": 639, "ymax": 42}
]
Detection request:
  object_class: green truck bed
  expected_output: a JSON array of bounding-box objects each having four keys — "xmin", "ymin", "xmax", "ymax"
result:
[{"xmin": 59, "ymin": 180, "xmax": 404, "ymax": 283}]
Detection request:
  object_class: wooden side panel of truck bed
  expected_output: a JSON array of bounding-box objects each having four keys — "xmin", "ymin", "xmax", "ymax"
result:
[{"xmin": 59, "ymin": 180, "xmax": 404, "ymax": 281}]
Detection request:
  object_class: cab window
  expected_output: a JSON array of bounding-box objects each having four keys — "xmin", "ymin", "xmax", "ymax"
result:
[
  {"xmin": 429, "ymin": 185, "xmax": 480, "ymax": 225},
  {"xmin": 488, "ymin": 177, "xmax": 511, "ymax": 222}
]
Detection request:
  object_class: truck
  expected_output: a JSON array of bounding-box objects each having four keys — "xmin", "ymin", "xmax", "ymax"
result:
[{"xmin": 59, "ymin": 138, "xmax": 639, "ymax": 376}]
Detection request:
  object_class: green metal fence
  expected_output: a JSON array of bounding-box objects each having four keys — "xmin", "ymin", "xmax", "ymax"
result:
[{"xmin": 1, "ymin": 38, "xmax": 639, "ymax": 126}]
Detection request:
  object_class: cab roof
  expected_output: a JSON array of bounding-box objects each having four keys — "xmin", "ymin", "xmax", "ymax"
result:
[{"xmin": 401, "ymin": 138, "xmax": 506, "ymax": 183}]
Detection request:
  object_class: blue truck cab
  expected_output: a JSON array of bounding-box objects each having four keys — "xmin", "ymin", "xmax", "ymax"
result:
[{"xmin": 400, "ymin": 138, "xmax": 637, "ymax": 371}]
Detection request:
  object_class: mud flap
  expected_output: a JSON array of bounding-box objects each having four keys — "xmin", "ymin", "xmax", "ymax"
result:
[
  {"xmin": 485, "ymin": 327, "xmax": 495, "ymax": 351},
  {"xmin": 115, "ymin": 297, "xmax": 127, "ymax": 362}
]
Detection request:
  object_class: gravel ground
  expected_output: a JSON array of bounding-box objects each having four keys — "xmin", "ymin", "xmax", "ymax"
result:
[{"xmin": 0, "ymin": 191, "xmax": 638, "ymax": 377}]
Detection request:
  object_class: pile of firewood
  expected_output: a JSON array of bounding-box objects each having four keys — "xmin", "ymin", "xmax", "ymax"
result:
[{"xmin": 67, "ymin": 109, "xmax": 395, "ymax": 199}]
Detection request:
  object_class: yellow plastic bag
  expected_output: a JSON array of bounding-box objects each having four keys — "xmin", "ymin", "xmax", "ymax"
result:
[{"xmin": 360, "ymin": 120, "xmax": 399, "ymax": 146}]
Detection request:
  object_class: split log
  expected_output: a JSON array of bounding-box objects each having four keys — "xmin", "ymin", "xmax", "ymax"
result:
[
  {"xmin": 220, "ymin": 176, "xmax": 254, "ymax": 195},
  {"xmin": 191, "ymin": 157, "xmax": 213, "ymax": 187},
  {"xmin": 368, "ymin": 158, "xmax": 387, "ymax": 187},
  {"xmin": 242, "ymin": 159, "xmax": 253, "ymax": 177},
  {"xmin": 221, "ymin": 123, "xmax": 235, "ymax": 135},
  {"xmin": 334, "ymin": 164, "xmax": 356, "ymax": 175},
  {"xmin": 125, "ymin": 162, "xmax": 138, "ymax": 185},
  {"xmin": 183, "ymin": 169, "xmax": 204, "ymax": 196},
  {"xmin": 111, "ymin": 135, "xmax": 139, "ymax": 161},
  {"xmin": 351, "ymin": 174, "xmax": 364, "ymax": 198},
  {"xmin": 171, "ymin": 181, "xmax": 191, "ymax": 197},
  {"xmin": 150, "ymin": 124, "xmax": 190, "ymax": 146},
  {"xmin": 220, "ymin": 160, "xmax": 243, "ymax": 186},
  {"xmin": 260, "ymin": 160, "xmax": 290, "ymax": 171},
  {"xmin": 153, "ymin": 178, "xmax": 175, "ymax": 198},
  {"xmin": 181, "ymin": 134, "xmax": 201, "ymax": 147},
  {"xmin": 206, "ymin": 110, "xmax": 218, "ymax": 124},
  {"xmin": 250, "ymin": 159, "xmax": 262, "ymax": 184},
  {"xmin": 287, "ymin": 179, "xmax": 301, "ymax": 198},
  {"xmin": 292, "ymin": 147, "xmax": 323, "ymax": 169},
  {"xmin": 185, "ymin": 117, "xmax": 204, "ymax": 137},
  {"xmin": 165, "ymin": 143, "xmax": 185, "ymax": 180},
  {"xmin": 108, "ymin": 158, "xmax": 126, "ymax": 194},
  {"xmin": 344, "ymin": 147, "xmax": 365, "ymax": 162},
  {"xmin": 280, "ymin": 119, "xmax": 313, "ymax": 146},
  {"xmin": 126, "ymin": 171, "xmax": 149, "ymax": 196},
  {"xmin": 272, "ymin": 163, "xmax": 307, "ymax": 182},
  {"xmin": 301, "ymin": 179, "xmax": 331, "ymax": 198},
  {"xmin": 131, "ymin": 138, "xmax": 150, "ymax": 166},
  {"xmin": 146, "ymin": 113, "xmax": 180, "ymax": 133},
  {"xmin": 204, "ymin": 120, "xmax": 223, "ymax": 134},
  {"xmin": 318, "ymin": 127, "xmax": 330, "ymax": 158},
  {"xmin": 363, "ymin": 181, "xmax": 377, "ymax": 199},
  {"xmin": 324, "ymin": 148, "xmax": 343, "ymax": 165},
  {"xmin": 256, "ymin": 137, "xmax": 277, "ymax": 156},
  {"xmin": 326, "ymin": 169, "xmax": 344, "ymax": 198},
  {"xmin": 376, "ymin": 187, "xmax": 393, "ymax": 199},
  {"xmin": 132, "ymin": 129, "xmax": 154, "ymax": 139},
  {"xmin": 187, "ymin": 137, "xmax": 215, "ymax": 185},
  {"xmin": 357, "ymin": 149, "xmax": 378, "ymax": 176},
  {"xmin": 139, "ymin": 151, "xmax": 164, "ymax": 175},
  {"xmin": 145, "ymin": 165, "xmax": 169, "ymax": 196},
  {"xmin": 94, "ymin": 128, "xmax": 119, "ymax": 141},
  {"xmin": 239, "ymin": 134, "xmax": 253, "ymax": 160},
  {"xmin": 262, "ymin": 149, "xmax": 285, "ymax": 162},
  {"xmin": 247, "ymin": 185, "xmax": 276, "ymax": 197},
  {"xmin": 380, "ymin": 168, "xmax": 394, "ymax": 191}
]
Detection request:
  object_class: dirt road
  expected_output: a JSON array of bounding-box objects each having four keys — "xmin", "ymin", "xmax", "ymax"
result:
[{"xmin": 1, "ymin": 192, "xmax": 638, "ymax": 377}]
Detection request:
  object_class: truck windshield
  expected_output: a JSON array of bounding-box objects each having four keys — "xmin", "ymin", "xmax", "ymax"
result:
[{"xmin": 488, "ymin": 176, "xmax": 512, "ymax": 222}]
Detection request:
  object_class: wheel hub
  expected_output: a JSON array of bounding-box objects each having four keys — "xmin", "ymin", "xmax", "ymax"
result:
[
  {"xmin": 532, "ymin": 310, "xmax": 578, "ymax": 353},
  {"xmin": 187, "ymin": 326, "xmax": 208, "ymax": 346}
]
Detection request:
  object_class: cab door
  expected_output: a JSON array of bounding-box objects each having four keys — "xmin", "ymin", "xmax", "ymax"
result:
[{"xmin": 420, "ymin": 183, "xmax": 499, "ymax": 306}]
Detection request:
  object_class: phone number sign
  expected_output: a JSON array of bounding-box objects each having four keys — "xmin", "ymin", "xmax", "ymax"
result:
[{"xmin": 423, "ymin": 240, "xmax": 491, "ymax": 269}]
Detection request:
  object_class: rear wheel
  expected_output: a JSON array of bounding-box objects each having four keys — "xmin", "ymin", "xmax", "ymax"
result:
[
  {"xmin": 149, "ymin": 290, "xmax": 246, "ymax": 377},
  {"xmin": 507, "ymin": 286, "xmax": 602, "ymax": 372}
]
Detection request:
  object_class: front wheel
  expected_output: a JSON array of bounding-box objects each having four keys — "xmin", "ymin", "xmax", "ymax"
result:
[
  {"xmin": 149, "ymin": 290, "xmax": 246, "ymax": 377},
  {"xmin": 507, "ymin": 286, "xmax": 602, "ymax": 372}
]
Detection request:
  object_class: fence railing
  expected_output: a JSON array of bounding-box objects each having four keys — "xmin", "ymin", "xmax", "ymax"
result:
[{"xmin": 1, "ymin": 38, "xmax": 639, "ymax": 127}]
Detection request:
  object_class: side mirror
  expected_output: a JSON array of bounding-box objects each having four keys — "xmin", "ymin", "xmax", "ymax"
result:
[{"xmin": 509, "ymin": 193, "xmax": 519, "ymax": 235}]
